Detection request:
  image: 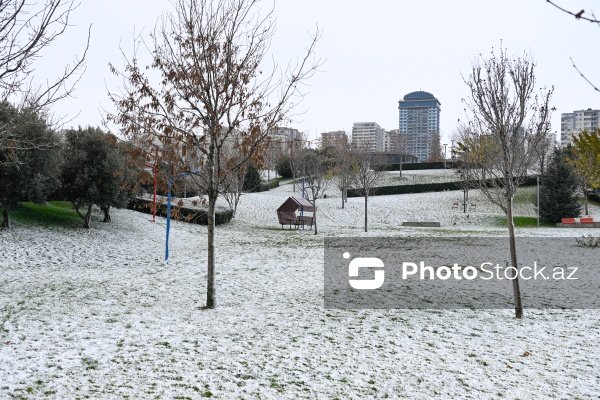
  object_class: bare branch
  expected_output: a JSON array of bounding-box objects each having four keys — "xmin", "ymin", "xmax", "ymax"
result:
[
  {"xmin": 0, "ymin": 0, "xmax": 90, "ymax": 164},
  {"xmin": 570, "ymin": 57, "xmax": 600, "ymax": 93},
  {"xmin": 546, "ymin": 0, "xmax": 600, "ymax": 23}
]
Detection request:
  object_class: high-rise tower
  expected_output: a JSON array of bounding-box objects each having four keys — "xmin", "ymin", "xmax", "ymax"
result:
[{"xmin": 398, "ymin": 91, "xmax": 441, "ymax": 162}]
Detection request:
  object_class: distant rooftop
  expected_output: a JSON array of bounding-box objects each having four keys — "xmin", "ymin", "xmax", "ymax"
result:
[
  {"xmin": 399, "ymin": 91, "xmax": 441, "ymax": 108},
  {"xmin": 403, "ymin": 91, "xmax": 436, "ymax": 101}
]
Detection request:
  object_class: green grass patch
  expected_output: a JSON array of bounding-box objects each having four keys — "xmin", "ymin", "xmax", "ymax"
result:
[
  {"xmin": 1, "ymin": 201, "xmax": 82, "ymax": 228},
  {"xmin": 495, "ymin": 216, "xmax": 555, "ymax": 228}
]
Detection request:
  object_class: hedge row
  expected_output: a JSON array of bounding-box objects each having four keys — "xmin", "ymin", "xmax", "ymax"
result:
[
  {"xmin": 147, "ymin": 179, "xmax": 279, "ymax": 198},
  {"xmin": 127, "ymin": 198, "xmax": 234, "ymax": 225},
  {"xmin": 347, "ymin": 176, "xmax": 538, "ymax": 198},
  {"xmin": 375, "ymin": 161, "xmax": 457, "ymax": 171},
  {"xmin": 589, "ymin": 190, "xmax": 600, "ymax": 203},
  {"xmin": 256, "ymin": 180, "xmax": 279, "ymax": 192}
]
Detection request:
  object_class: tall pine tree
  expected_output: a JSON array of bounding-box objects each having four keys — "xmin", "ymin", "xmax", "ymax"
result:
[{"xmin": 539, "ymin": 148, "xmax": 581, "ymax": 223}]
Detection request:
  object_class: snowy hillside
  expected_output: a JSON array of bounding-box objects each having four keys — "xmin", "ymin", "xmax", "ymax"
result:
[{"xmin": 1, "ymin": 174, "xmax": 600, "ymax": 398}]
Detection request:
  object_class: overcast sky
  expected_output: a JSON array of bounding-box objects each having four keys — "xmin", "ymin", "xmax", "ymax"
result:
[{"xmin": 43, "ymin": 0, "xmax": 600, "ymax": 145}]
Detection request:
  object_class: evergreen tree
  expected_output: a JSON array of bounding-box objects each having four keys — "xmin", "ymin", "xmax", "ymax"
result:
[
  {"xmin": 276, "ymin": 155, "xmax": 293, "ymax": 179},
  {"xmin": 0, "ymin": 103, "xmax": 62, "ymax": 228},
  {"xmin": 60, "ymin": 127, "xmax": 138, "ymax": 228},
  {"xmin": 243, "ymin": 162, "xmax": 262, "ymax": 192},
  {"xmin": 539, "ymin": 148, "xmax": 581, "ymax": 223}
]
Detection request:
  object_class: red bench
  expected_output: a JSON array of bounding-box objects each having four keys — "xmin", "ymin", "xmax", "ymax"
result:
[
  {"xmin": 580, "ymin": 217, "xmax": 594, "ymax": 225},
  {"xmin": 561, "ymin": 218, "xmax": 576, "ymax": 224}
]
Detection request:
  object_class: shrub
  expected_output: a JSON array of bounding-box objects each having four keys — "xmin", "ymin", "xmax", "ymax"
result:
[
  {"xmin": 257, "ymin": 180, "xmax": 279, "ymax": 192},
  {"xmin": 539, "ymin": 149, "xmax": 581, "ymax": 223},
  {"xmin": 127, "ymin": 198, "xmax": 233, "ymax": 225},
  {"xmin": 243, "ymin": 163, "xmax": 262, "ymax": 192},
  {"xmin": 276, "ymin": 156, "xmax": 293, "ymax": 178},
  {"xmin": 576, "ymin": 234, "xmax": 600, "ymax": 248},
  {"xmin": 588, "ymin": 189, "xmax": 600, "ymax": 203}
]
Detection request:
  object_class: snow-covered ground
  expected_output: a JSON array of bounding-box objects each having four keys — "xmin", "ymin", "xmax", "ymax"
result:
[
  {"xmin": 1, "ymin": 172, "xmax": 600, "ymax": 399},
  {"xmin": 377, "ymin": 168, "xmax": 459, "ymax": 187}
]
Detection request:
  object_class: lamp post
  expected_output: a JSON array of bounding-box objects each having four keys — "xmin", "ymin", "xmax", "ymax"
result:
[
  {"xmin": 443, "ymin": 143, "xmax": 448, "ymax": 169},
  {"xmin": 537, "ymin": 175, "xmax": 540, "ymax": 227}
]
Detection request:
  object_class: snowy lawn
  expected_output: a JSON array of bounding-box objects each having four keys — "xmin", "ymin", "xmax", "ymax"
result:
[{"xmin": 1, "ymin": 183, "xmax": 600, "ymax": 399}]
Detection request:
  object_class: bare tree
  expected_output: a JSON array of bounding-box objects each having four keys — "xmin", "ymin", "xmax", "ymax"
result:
[
  {"xmin": 351, "ymin": 145, "xmax": 384, "ymax": 232},
  {"xmin": 331, "ymin": 135, "xmax": 353, "ymax": 208},
  {"xmin": 427, "ymin": 132, "xmax": 444, "ymax": 162},
  {"xmin": 287, "ymin": 130, "xmax": 308, "ymax": 193},
  {"xmin": 263, "ymin": 137, "xmax": 283, "ymax": 181},
  {"xmin": 394, "ymin": 131, "xmax": 408, "ymax": 178},
  {"xmin": 452, "ymin": 127, "xmax": 475, "ymax": 213},
  {"xmin": 108, "ymin": 0, "xmax": 319, "ymax": 309},
  {"xmin": 220, "ymin": 159, "xmax": 246, "ymax": 217},
  {"xmin": 532, "ymin": 128, "xmax": 555, "ymax": 176},
  {"xmin": 0, "ymin": 0, "xmax": 90, "ymax": 165},
  {"xmin": 300, "ymin": 148, "xmax": 330, "ymax": 235},
  {"xmin": 461, "ymin": 46, "xmax": 554, "ymax": 319}
]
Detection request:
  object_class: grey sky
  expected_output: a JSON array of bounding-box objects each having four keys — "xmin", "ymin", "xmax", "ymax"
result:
[{"xmin": 45, "ymin": 0, "xmax": 600, "ymax": 145}]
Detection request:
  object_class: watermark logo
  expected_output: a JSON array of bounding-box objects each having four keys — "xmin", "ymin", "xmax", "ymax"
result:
[
  {"xmin": 345, "ymin": 252, "xmax": 385, "ymax": 290},
  {"xmin": 326, "ymin": 237, "xmax": 597, "ymax": 309}
]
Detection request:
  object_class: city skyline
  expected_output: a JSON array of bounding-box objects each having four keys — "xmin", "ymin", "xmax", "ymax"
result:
[{"xmin": 31, "ymin": 1, "xmax": 600, "ymax": 146}]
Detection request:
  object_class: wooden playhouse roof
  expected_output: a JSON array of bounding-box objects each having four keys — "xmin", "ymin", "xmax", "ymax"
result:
[{"xmin": 276, "ymin": 196, "xmax": 314, "ymax": 213}]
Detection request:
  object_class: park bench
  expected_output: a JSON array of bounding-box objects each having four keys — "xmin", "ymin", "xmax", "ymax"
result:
[
  {"xmin": 556, "ymin": 217, "xmax": 600, "ymax": 228},
  {"xmin": 402, "ymin": 218, "xmax": 441, "ymax": 227}
]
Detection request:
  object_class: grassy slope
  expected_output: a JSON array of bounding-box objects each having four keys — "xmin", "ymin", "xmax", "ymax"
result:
[{"xmin": 1, "ymin": 202, "xmax": 83, "ymax": 228}]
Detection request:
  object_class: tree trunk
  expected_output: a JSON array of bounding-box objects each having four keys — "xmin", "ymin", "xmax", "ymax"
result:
[
  {"xmin": 364, "ymin": 193, "xmax": 368, "ymax": 232},
  {"xmin": 206, "ymin": 192, "xmax": 217, "ymax": 309},
  {"xmin": 313, "ymin": 200, "xmax": 318, "ymax": 235},
  {"xmin": 506, "ymin": 197, "xmax": 523, "ymax": 319},
  {"xmin": 83, "ymin": 203, "xmax": 93, "ymax": 229},
  {"xmin": 398, "ymin": 156, "xmax": 403, "ymax": 178},
  {"xmin": 341, "ymin": 185, "xmax": 345, "ymax": 209},
  {"xmin": 1, "ymin": 209, "xmax": 10, "ymax": 228},
  {"xmin": 206, "ymin": 134, "xmax": 218, "ymax": 309},
  {"xmin": 584, "ymin": 191, "xmax": 589, "ymax": 216},
  {"xmin": 232, "ymin": 195, "xmax": 239, "ymax": 218},
  {"xmin": 101, "ymin": 206, "xmax": 111, "ymax": 222}
]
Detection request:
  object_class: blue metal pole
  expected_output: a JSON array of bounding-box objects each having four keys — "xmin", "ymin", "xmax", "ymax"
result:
[
  {"xmin": 164, "ymin": 169, "xmax": 199, "ymax": 265},
  {"xmin": 166, "ymin": 178, "xmax": 172, "ymax": 264}
]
